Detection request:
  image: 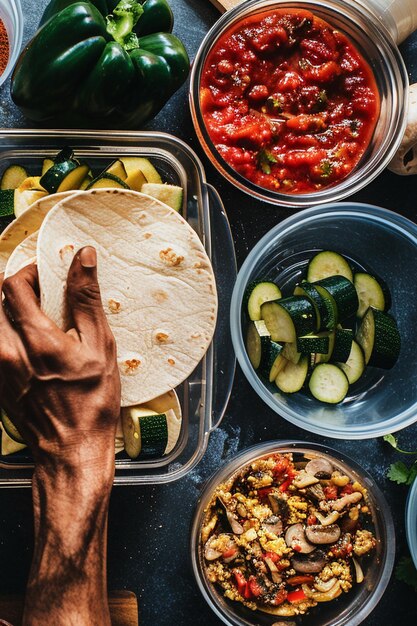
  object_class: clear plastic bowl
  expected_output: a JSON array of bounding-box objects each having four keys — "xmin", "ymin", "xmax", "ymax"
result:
[
  {"xmin": 0, "ymin": 0, "xmax": 23, "ymax": 88},
  {"xmin": 191, "ymin": 441, "xmax": 395, "ymax": 626},
  {"xmin": 406, "ymin": 478, "xmax": 417, "ymax": 570},
  {"xmin": 189, "ymin": 0, "xmax": 408, "ymax": 208},
  {"xmin": 230, "ymin": 202, "xmax": 417, "ymax": 439}
]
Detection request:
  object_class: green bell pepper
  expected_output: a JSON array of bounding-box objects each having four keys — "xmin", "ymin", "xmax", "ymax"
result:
[{"xmin": 11, "ymin": 0, "xmax": 189, "ymax": 129}]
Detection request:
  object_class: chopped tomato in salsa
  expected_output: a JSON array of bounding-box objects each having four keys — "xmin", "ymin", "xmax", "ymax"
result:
[{"xmin": 200, "ymin": 9, "xmax": 380, "ymax": 194}]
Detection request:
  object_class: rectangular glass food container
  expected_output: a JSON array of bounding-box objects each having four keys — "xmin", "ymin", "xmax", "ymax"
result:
[{"xmin": 0, "ymin": 130, "xmax": 236, "ymax": 486}]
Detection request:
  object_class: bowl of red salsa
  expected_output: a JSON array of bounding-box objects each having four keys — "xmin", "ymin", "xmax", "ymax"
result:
[{"xmin": 190, "ymin": 0, "xmax": 408, "ymax": 207}]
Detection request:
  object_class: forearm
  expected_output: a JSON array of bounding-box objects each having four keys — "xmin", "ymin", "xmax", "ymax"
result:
[{"xmin": 24, "ymin": 448, "xmax": 114, "ymax": 626}]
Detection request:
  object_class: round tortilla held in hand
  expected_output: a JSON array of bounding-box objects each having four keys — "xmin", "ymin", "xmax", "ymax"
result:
[
  {"xmin": 4, "ymin": 230, "xmax": 39, "ymax": 278},
  {"xmin": 37, "ymin": 188, "xmax": 218, "ymax": 406}
]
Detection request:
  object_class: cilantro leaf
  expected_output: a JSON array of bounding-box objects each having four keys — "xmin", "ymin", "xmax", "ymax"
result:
[
  {"xmin": 258, "ymin": 149, "xmax": 277, "ymax": 175},
  {"xmin": 396, "ymin": 556, "xmax": 417, "ymax": 591},
  {"xmin": 384, "ymin": 433, "xmax": 417, "ymax": 455},
  {"xmin": 320, "ymin": 160, "xmax": 333, "ymax": 178},
  {"xmin": 387, "ymin": 461, "xmax": 410, "ymax": 484}
]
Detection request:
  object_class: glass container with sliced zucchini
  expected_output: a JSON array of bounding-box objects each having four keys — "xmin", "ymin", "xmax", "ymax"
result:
[{"xmin": 244, "ymin": 249, "xmax": 400, "ymax": 405}]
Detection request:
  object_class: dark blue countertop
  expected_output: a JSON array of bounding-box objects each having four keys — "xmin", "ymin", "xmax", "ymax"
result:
[{"xmin": 1, "ymin": 1, "xmax": 417, "ymax": 625}]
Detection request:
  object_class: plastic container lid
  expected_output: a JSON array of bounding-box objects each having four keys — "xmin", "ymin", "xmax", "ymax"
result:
[
  {"xmin": 0, "ymin": 0, "xmax": 23, "ymax": 88},
  {"xmin": 406, "ymin": 478, "xmax": 417, "ymax": 569}
]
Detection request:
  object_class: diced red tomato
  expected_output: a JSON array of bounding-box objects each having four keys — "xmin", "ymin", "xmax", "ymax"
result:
[
  {"xmin": 324, "ymin": 484, "xmax": 338, "ymax": 500},
  {"xmin": 287, "ymin": 588, "xmax": 307, "ymax": 603},
  {"xmin": 272, "ymin": 589, "xmax": 288, "ymax": 606},
  {"xmin": 248, "ymin": 576, "xmax": 264, "ymax": 597},
  {"xmin": 222, "ymin": 547, "xmax": 237, "ymax": 559},
  {"xmin": 263, "ymin": 551, "xmax": 281, "ymax": 562},
  {"xmin": 307, "ymin": 514, "xmax": 317, "ymax": 525},
  {"xmin": 233, "ymin": 569, "xmax": 247, "ymax": 596}
]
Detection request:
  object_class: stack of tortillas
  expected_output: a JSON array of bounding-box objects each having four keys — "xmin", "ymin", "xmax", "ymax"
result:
[{"xmin": 0, "ymin": 188, "xmax": 218, "ymax": 456}]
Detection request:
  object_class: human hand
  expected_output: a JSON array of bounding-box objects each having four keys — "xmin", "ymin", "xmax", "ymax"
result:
[{"xmin": 0, "ymin": 246, "xmax": 121, "ymax": 470}]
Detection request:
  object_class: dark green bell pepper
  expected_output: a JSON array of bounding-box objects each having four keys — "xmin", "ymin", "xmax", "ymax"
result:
[{"xmin": 11, "ymin": 0, "xmax": 189, "ymax": 129}]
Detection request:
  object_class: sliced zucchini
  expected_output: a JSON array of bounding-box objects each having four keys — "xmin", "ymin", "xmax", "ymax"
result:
[
  {"xmin": 314, "ymin": 284, "xmax": 338, "ymax": 330},
  {"xmin": 0, "ymin": 165, "xmax": 28, "ymax": 190},
  {"xmin": 307, "ymin": 250, "xmax": 353, "ymax": 282},
  {"xmin": 315, "ymin": 330, "xmax": 335, "ymax": 364},
  {"xmin": 86, "ymin": 173, "xmax": 130, "ymax": 190},
  {"xmin": 331, "ymin": 328, "xmax": 353, "ymax": 363},
  {"xmin": 120, "ymin": 156, "xmax": 162, "ymax": 183},
  {"xmin": 55, "ymin": 163, "xmax": 90, "ymax": 192},
  {"xmin": 1, "ymin": 411, "xmax": 24, "ymax": 444},
  {"xmin": 297, "ymin": 334, "xmax": 330, "ymax": 355},
  {"xmin": 246, "ymin": 320, "xmax": 271, "ymax": 370},
  {"xmin": 105, "ymin": 159, "xmax": 128, "ymax": 181},
  {"xmin": 0, "ymin": 189, "xmax": 15, "ymax": 217},
  {"xmin": 141, "ymin": 183, "xmax": 183, "ymax": 212},
  {"xmin": 282, "ymin": 341, "xmax": 301, "ymax": 365},
  {"xmin": 42, "ymin": 158, "xmax": 55, "ymax": 175},
  {"xmin": 40, "ymin": 159, "xmax": 79, "ymax": 193},
  {"xmin": 121, "ymin": 406, "xmax": 168, "ymax": 459},
  {"xmin": 18, "ymin": 176, "xmax": 46, "ymax": 191},
  {"xmin": 245, "ymin": 281, "xmax": 282, "ymax": 321},
  {"xmin": 309, "ymin": 363, "xmax": 349, "ymax": 404},
  {"xmin": 54, "ymin": 146, "xmax": 74, "ymax": 163},
  {"xmin": 14, "ymin": 189, "xmax": 48, "ymax": 218},
  {"xmin": 79, "ymin": 174, "xmax": 94, "ymax": 190},
  {"xmin": 336, "ymin": 340, "xmax": 365, "ymax": 384},
  {"xmin": 354, "ymin": 272, "xmax": 391, "ymax": 318},
  {"xmin": 1, "ymin": 423, "xmax": 27, "ymax": 456},
  {"xmin": 314, "ymin": 276, "xmax": 359, "ymax": 322},
  {"xmin": 355, "ymin": 307, "xmax": 400, "ymax": 368},
  {"xmin": 125, "ymin": 168, "xmax": 147, "ymax": 191},
  {"xmin": 275, "ymin": 355, "xmax": 309, "ymax": 393},
  {"xmin": 294, "ymin": 282, "xmax": 322, "ymax": 331},
  {"xmin": 262, "ymin": 297, "xmax": 316, "ymax": 342},
  {"xmin": 259, "ymin": 341, "xmax": 285, "ymax": 382}
]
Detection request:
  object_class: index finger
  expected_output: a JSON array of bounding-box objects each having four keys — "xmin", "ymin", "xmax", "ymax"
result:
[{"xmin": 2, "ymin": 263, "xmax": 62, "ymax": 347}]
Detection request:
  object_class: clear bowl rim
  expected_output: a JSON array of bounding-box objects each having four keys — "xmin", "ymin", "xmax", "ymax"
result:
[
  {"xmin": 230, "ymin": 202, "xmax": 417, "ymax": 439},
  {"xmin": 191, "ymin": 439, "xmax": 396, "ymax": 626},
  {"xmin": 189, "ymin": 0, "xmax": 409, "ymax": 208},
  {"xmin": 406, "ymin": 477, "xmax": 417, "ymax": 569}
]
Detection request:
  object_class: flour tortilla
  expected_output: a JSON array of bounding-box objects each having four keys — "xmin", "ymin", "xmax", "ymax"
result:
[
  {"xmin": 37, "ymin": 188, "xmax": 217, "ymax": 406},
  {"xmin": 4, "ymin": 231, "xmax": 38, "ymax": 278},
  {"xmin": 0, "ymin": 191, "xmax": 77, "ymax": 272}
]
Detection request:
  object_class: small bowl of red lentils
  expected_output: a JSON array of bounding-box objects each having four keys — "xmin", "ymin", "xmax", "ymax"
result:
[
  {"xmin": 190, "ymin": 0, "xmax": 409, "ymax": 208},
  {"xmin": 0, "ymin": 0, "xmax": 23, "ymax": 89}
]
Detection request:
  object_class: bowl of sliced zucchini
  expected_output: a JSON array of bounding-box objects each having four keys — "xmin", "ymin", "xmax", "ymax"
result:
[{"xmin": 231, "ymin": 202, "xmax": 417, "ymax": 439}]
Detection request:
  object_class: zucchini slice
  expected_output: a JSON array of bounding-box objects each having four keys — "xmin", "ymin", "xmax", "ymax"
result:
[
  {"xmin": 282, "ymin": 341, "xmax": 301, "ymax": 364},
  {"xmin": 105, "ymin": 159, "xmax": 128, "ymax": 181},
  {"xmin": 1, "ymin": 423, "xmax": 27, "ymax": 456},
  {"xmin": 0, "ymin": 165, "xmax": 28, "ymax": 190},
  {"xmin": 42, "ymin": 158, "xmax": 55, "ymax": 175},
  {"xmin": 307, "ymin": 250, "xmax": 353, "ymax": 282},
  {"xmin": 141, "ymin": 183, "xmax": 183, "ymax": 212},
  {"xmin": 315, "ymin": 330, "xmax": 336, "ymax": 363},
  {"xmin": 40, "ymin": 159, "xmax": 79, "ymax": 193},
  {"xmin": 297, "ymin": 334, "xmax": 330, "ymax": 355},
  {"xmin": 259, "ymin": 341, "xmax": 285, "ymax": 382},
  {"xmin": 1, "ymin": 411, "xmax": 25, "ymax": 444},
  {"xmin": 54, "ymin": 146, "xmax": 74, "ymax": 163},
  {"xmin": 262, "ymin": 297, "xmax": 316, "ymax": 342},
  {"xmin": 314, "ymin": 284, "xmax": 338, "ymax": 330},
  {"xmin": 275, "ymin": 355, "xmax": 309, "ymax": 393},
  {"xmin": 246, "ymin": 320, "xmax": 271, "ymax": 370},
  {"xmin": 120, "ymin": 156, "xmax": 162, "ymax": 183},
  {"xmin": 0, "ymin": 189, "xmax": 15, "ymax": 217},
  {"xmin": 125, "ymin": 168, "xmax": 147, "ymax": 191},
  {"xmin": 86, "ymin": 173, "xmax": 130, "ymax": 190},
  {"xmin": 294, "ymin": 282, "xmax": 322, "ymax": 331},
  {"xmin": 354, "ymin": 272, "xmax": 391, "ymax": 317},
  {"xmin": 121, "ymin": 406, "xmax": 168, "ymax": 459},
  {"xmin": 314, "ymin": 276, "xmax": 359, "ymax": 323},
  {"xmin": 336, "ymin": 340, "xmax": 365, "ymax": 384},
  {"xmin": 245, "ymin": 281, "xmax": 282, "ymax": 321},
  {"xmin": 332, "ymin": 328, "xmax": 353, "ymax": 363},
  {"xmin": 309, "ymin": 363, "xmax": 349, "ymax": 403},
  {"xmin": 355, "ymin": 307, "xmax": 401, "ymax": 368}
]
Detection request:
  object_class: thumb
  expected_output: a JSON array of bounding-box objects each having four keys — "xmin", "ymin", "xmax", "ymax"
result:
[{"xmin": 66, "ymin": 246, "xmax": 107, "ymax": 338}]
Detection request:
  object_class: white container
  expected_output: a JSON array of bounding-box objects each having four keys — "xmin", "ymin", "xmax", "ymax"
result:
[
  {"xmin": 0, "ymin": 0, "xmax": 24, "ymax": 88},
  {"xmin": 357, "ymin": 0, "xmax": 417, "ymax": 44}
]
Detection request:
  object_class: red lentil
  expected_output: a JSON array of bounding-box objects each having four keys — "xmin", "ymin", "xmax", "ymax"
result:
[{"xmin": 0, "ymin": 18, "xmax": 9, "ymax": 77}]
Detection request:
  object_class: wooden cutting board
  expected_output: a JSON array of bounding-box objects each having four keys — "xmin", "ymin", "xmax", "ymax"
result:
[
  {"xmin": 0, "ymin": 591, "xmax": 138, "ymax": 626},
  {"xmin": 208, "ymin": 0, "xmax": 245, "ymax": 12}
]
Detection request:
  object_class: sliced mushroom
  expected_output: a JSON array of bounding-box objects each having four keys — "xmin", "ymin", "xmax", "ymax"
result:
[
  {"xmin": 302, "ymin": 580, "xmax": 342, "ymax": 602},
  {"xmin": 268, "ymin": 493, "xmax": 289, "ymax": 519},
  {"xmin": 315, "ymin": 510, "xmax": 340, "ymax": 526},
  {"xmin": 285, "ymin": 523, "xmax": 316, "ymax": 554},
  {"xmin": 305, "ymin": 523, "xmax": 341, "ymax": 545},
  {"xmin": 306, "ymin": 482, "xmax": 326, "ymax": 501},
  {"xmin": 217, "ymin": 497, "xmax": 244, "ymax": 535},
  {"xmin": 204, "ymin": 535, "xmax": 223, "ymax": 561},
  {"xmin": 330, "ymin": 491, "xmax": 362, "ymax": 512},
  {"xmin": 305, "ymin": 457, "xmax": 334, "ymax": 478},
  {"xmin": 293, "ymin": 469, "xmax": 320, "ymax": 489},
  {"xmin": 314, "ymin": 577, "xmax": 338, "ymax": 592},
  {"xmin": 262, "ymin": 515, "xmax": 283, "ymax": 537},
  {"xmin": 291, "ymin": 549, "xmax": 328, "ymax": 574}
]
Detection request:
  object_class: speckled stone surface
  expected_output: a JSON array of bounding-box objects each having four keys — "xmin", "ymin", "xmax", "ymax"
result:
[{"xmin": 0, "ymin": 1, "xmax": 417, "ymax": 625}]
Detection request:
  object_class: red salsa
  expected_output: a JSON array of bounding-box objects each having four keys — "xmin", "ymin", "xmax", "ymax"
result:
[{"xmin": 200, "ymin": 9, "xmax": 380, "ymax": 194}]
